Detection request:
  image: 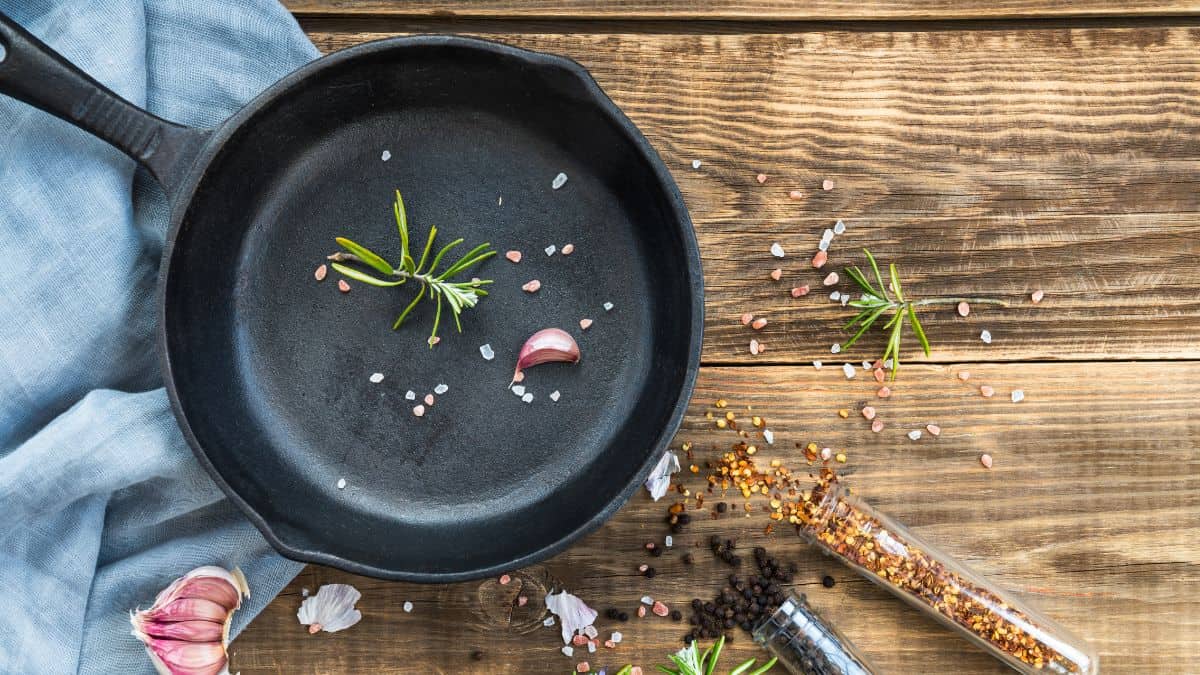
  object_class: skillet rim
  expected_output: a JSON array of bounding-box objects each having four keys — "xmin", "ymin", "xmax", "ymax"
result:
[{"xmin": 157, "ymin": 34, "xmax": 704, "ymax": 582}]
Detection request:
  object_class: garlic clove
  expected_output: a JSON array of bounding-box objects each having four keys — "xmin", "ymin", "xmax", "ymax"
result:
[
  {"xmin": 144, "ymin": 639, "xmax": 229, "ymax": 675},
  {"xmin": 130, "ymin": 566, "xmax": 249, "ymax": 675},
  {"xmin": 514, "ymin": 328, "xmax": 581, "ymax": 381},
  {"xmin": 141, "ymin": 598, "xmax": 232, "ymax": 624},
  {"xmin": 297, "ymin": 583, "xmax": 363, "ymax": 634},
  {"xmin": 137, "ymin": 619, "xmax": 226, "ymax": 643}
]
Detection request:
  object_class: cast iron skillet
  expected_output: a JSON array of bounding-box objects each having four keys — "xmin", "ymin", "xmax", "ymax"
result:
[{"xmin": 0, "ymin": 15, "xmax": 702, "ymax": 581}]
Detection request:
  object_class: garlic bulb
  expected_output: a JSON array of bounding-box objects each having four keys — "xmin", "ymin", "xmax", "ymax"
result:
[
  {"xmin": 297, "ymin": 584, "xmax": 362, "ymax": 634},
  {"xmin": 130, "ymin": 566, "xmax": 249, "ymax": 675}
]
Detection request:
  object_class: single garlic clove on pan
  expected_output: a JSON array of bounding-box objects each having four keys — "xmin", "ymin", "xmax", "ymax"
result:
[
  {"xmin": 512, "ymin": 328, "xmax": 581, "ymax": 383},
  {"xmin": 130, "ymin": 566, "xmax": 249, "ymax": 675}
]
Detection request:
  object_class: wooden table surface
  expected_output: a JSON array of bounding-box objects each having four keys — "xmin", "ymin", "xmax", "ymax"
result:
[{"xmin": 232, "ymin": 2, "xmax": 1200, "ymax": 673}]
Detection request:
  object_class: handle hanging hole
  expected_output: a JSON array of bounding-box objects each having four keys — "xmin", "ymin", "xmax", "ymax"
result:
[{"xmin": 0, "ymin": 39, "xmax": 7, "ymax": 63}]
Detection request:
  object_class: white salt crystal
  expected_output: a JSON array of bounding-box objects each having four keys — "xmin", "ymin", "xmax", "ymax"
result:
[
  {"xmin": 885, "ymin": 358, "xmax": 894, "ymax": 369},
  {"xmin": 498, "ymin": 196, "xmax": 503, "ymax": 206},
  {"xmin": 550, "ymin": 390, "xmax": 561, "ymax": 402},
  {"xmin": 907, "ymin": 430, "xmax": 922, "ymax": 441},
  {"xmin": 512, "ymin": 385, "xmax": 526, "ymax": 396},
  {"xmin": 369, "ymin": 372, "xmax": 384, "ymax": 383},
  {"xmin": 434, "ymin": 383, "xmax": 449, "ymax": 394},
  {"xmin": 763, "ymin": 429, "xmax": 774, "ymax": 444},
  {"xmin": 841, "ymin": 295, "xmax": 850, "ymax": 307},
  {"xmin": 301, "ymin": 587, "xmax": 310, "ymax": 597},
  {"xmin": 1011, "ymin": 389, "xmax": 1025, "ymax": 403},
  {"xmin": 545, "ymin": 244, "xmax": 557, "ymax": 256},
  {"xmin": 665, "ymin": 535, "xmax": 673, "ymax": 547},
  {"xmin": 403, "ymin": 601, "xmax": 413, "ymax": 613},
  {"xmin": 833, "ymin": 219, "xmax": 846, "ymax": 235},
  {"xmin": 831, "ymin": 343, "xmax": 841, "ymax": 354},
  {"xmin": 480, "ymin": 343, "xmax": 495, "ymax": 360},
  {"xmin": 842, "ymin": 363, "xmax": 856, "ymax": 379},
  {"xmin": 862, "ymin": 361, "xmax": 871, "ymax": 370},
  {"xmin": 588, "ymin": 642, "xmax": 596, "ymax": 653},
  {"xmin": 692, "ymin": 159, "xmax": 702, "ymax": 169},
  {"xmin": 522, "ymin": 393, "xmax": 534, "ymax": 403},
  {"xmin": 336, "ymin": 478, "xmax": 346, "ymax": 489},
  {"xmin": 603, "ymin": 302, "xmax": 614, "ymax": 311},
  {"xmin": 980, "ymin": 329, "xmax": 993, "ymax": 344},
  {"xmin": 818, "ymin": 238, "xmax": 830, "ymax": 252},
  {"xmin": 640, "ymin": 596, "xmax": 654, "ymax": 605},
  {"xmin": 584, "ymin": 625, "xmax": 598, "ymax": 639},
  {"xmin": 405, "ymin": 390, "xmax": 416, "ymax": 400},
  {"xmin": 821, "ymin": 228, "xmax": 835, "ymax": 243},
  {"xmin": 770, "ymin": 242, "xmax": 785, "ymax": 258},
  {"xmin": 812, "ymin": 361, "xmax": 823, "ymax": 369},
  {"xmin": 611, "ymin": 631, "xmax": 623, "ymax": 643},
  {"xmin": 829, "ymin": 291, "xmax": 841, "ymax": 301},
  {"xmin": 381, "ymin": 150, "xmax": 391, "ymax": 161},
  {"xmin": 552, "ymin": 172, "xmax": 568, "ymax": 190},
  {"xmin": 544, "ymin": 616, "xmax": 556, "ymax": 626},
  {"xmin": 562, "ymin": 646, "xmax": 574, "ymax": 657}
]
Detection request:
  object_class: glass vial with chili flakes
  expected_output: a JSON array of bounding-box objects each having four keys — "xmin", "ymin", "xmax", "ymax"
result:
[
  {"xmin": 795, "ymin": 481, "xmax": 1098, "ymax": 675},
  {"xmin": 753, "ymin": 591, "xmax": 879, "ymax": 675}
]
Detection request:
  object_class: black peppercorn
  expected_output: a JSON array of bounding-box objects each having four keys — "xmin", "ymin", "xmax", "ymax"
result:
[
  {"xmin": 471, "ymin": 650, "xmax": 484, "ymax": 661},
  {"xmin": 822, "ymin": 575, "xmax": 836, "ymax": 588},
  {"xmin": 683, "ymin": 552, "xmax": 695, "ymax": 565},
  {"xmin": 716, "ymin": 502, "xmax": 728, "ymax": 513},
  {"xmin": 644, "ymin": 567, "xmax": 657, "ymax": 579},
  {"xmin": 618, "ymin": 611, "xmax": 630, "ymax": 621},
  {"xmin": 671, "ymin": 610, "xmax": 683, "ymax": 621}
]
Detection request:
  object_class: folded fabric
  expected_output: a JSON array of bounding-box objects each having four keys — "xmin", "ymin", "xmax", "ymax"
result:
[{"xmin": 0, "ymin": 1, "xmax": 317, "ymax": 672}]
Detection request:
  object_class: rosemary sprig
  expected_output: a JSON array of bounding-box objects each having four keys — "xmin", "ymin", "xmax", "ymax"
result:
[
  {"xmin": 843, "ymin": 249, "xmax": 1006, "ymax": 379},
  {"xmin": 327, "ymin": 190, "xmax": 496, "ymax": 346},
  {"xmin": 648, "ymin": 636, "xmax": 778, "ymax": 675}
]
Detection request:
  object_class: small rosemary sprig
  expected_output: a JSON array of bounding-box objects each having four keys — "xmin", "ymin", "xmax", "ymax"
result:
[
  {"xmin": 648, "ymin": 636, "xmax": 777, "ymax": 675},
  {"xmin": 842, "ymin": 249, "xmax": 1006, "ymax": 379},
  {"xmin": 327, "ymin": 190, "xmax": 496, "ymax": 346}
]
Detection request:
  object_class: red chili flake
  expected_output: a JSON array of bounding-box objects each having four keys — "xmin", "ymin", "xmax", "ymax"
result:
[
  {"xmin": 751, "ymin": 318, "xmax": 768, "ymax": 330},
  {"xmin": 337, "ymin": 279, "xmax": 350, "ymax": 293},
  {"xmin": 822, "ymin": 179, "xmax": 834, "ymax": 191},
  {"xmin": 652, "ymin": 601, "xmax": 670, "ymax": 617},
  {"xmin": 770, "ymin": 268, "xmax": 782, "ymax": 281},
  {"xmin": 957, "ymin": 302, "xmax": 970, "ymax": 317},
  {"xmin": 980, "ymin": 385, "xmax": 995, "ymax": 398},
  {"xmin": 756, "ymin": 173, "xmax": 768, "ymax": 184},
  {"xmin": 926, "ymin": 424, "xmax": 941, "ymax": 436},
  {"xmin": 505, "ymin": 250, "xmax": 522, "ymax": 263},
  {"xmin": 871, "ymin": 419, "xmax": 884, "ymax": 433},
  {"xmin": 812, "ymin": 250, "xmax": 828, "ymax": 268},
  {"xmin": 637, "ymin": 606, "xmax": 647, "ymax": 618},
  {"xmin": 1032, "ymin": 289, "xmax": 1045, "ymax": 304},
  {"xmin": 561, "ymin": 244, "xmax": 575, "ymax": 255},
  {"xmin": 791, "ymin": 285, "xmax": 810, "ymax": 298},
  {"xmin": 877, "ymin": 386, "xmax": 892, "ymax": 398},
  {"xmin": 980, "ymin": 453, "xmax": 994, "ymax": 469},
  {"xmin": 522, "ymin": 279, "xmax": 541, "ymax": 293},
  {"xmin": 789, "ymin": 190, "xmax": 803, "ymax": 200},
  {"xmin": 740, "ymin": 312, "xmax": 754, "ymax": 326},
  {"xmin": 314, "ymin": 264, "xmax": 327, "ymax": 281},
  {"xmin": 861, "ymin": 406, "xmax": 876, "ymax": 420},
  {"xmin": 873, "ymin": 368, "xmax": 885, "ymax": 383},
  {"xmin": 580, "ymin": 318, "xmax": 594, "ymax": 330},
  {"xmin": 499, "ymin": 574, "xmax": 511, "ymax": 585},
  {"xmin": 822, "ymin": 272, "xmax": 839, "ymax": 286}
]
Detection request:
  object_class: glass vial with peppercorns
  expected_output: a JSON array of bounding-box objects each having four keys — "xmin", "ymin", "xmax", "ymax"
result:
[
  {"xmin": 753, "ymin": 592, "xmax": 879, "ymax": 675},
  {"xmin": 795, "ymin": 481, "xmax": 1098, "ymax": 675}
]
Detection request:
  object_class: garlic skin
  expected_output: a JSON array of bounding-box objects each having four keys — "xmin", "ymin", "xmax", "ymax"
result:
[
  {"xmin": 130, "ymin": 566, "xmax": 249, "ymax": 675},
  {"xmin": 514, "ymin": 328, "xmax": 581, "ymax": 381},
  {"xmin": 297, "ymin": 584, "xmax": 362, "ymax": 634}
]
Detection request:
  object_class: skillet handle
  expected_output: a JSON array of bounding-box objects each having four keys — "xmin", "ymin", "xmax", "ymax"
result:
[{"xmin": 0, "ymin": 12, "xmax": 208, "ymax": 199}]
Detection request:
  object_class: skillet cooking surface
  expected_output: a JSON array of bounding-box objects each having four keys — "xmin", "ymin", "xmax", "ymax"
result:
[{"xmin": 162, "ymin": 37, "xmax": 702, "ymax": 580}]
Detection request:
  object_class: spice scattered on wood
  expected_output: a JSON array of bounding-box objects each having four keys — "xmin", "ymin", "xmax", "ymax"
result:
[
  {"xmin": 861, "ymin": 406, "xmax": 876, "ymax": 420},
  {"xmin": 770, "ymin": 268, "xmax": 782, "ymax": 281},
  {"xmin": 926, "ymin": 424, "xmax": 941, "ymax": 436},
  {"xmin": 871, "ymin": 419, "xmax": 884, "ymax": 433},
  {"xmin": 907, "ymin": 430, "xmax": 922, "ymax": 441},
  {"xmin": 770, "ymin": 242, "xmax": 786, "ymax": 258},
  {"xmin": 980, "ymin": 329, "xmax": 993, "ymax": 344},
  {"xmin": 980, "ymin": 454, "xmax": 994, "ymax": 469},
  {"xmin": 822, "ymin": 179, "xmax": 834, "ymax": 191},
  {"xmin": 812, "ymin": 250, "xmax": 828, "ymax": 268},
  {"xmin": 980, "ymin": 385, "xmax": 995, "ymax": 398},
  {"xmin": 751, "ymin": 318, "xmax": 768, "ymax": 330},
  {"xmin": 749, "ymin": 339, "xmax": 761, "ymax": 355},
  {"xmin": 833, "ymin": 220, "xmax": 846, "ymax": 235},
  {"xmin": 1032, "ymin": 289, "xmax": 1045, "ymax": 304},
  {"xmin": 1011, "ymin": 389, "xmax": 1025, "ymax": 403},
  {"xmin": 314, "ymin": 264, "xmax": 328, "ymax": 281},
  {"xmin": 812, "ymin": 361, "xmax": 822, "ymax": 369},
  {"xmin": 823, "ymin": 272, "xmax": 839, "ymax": 286},
  {"xmin": 958, "ymin": 371, "xmax": 970, "ymax": 381},
  {"xmin": 877, "ymin": 386, "xmax": 892, "ymax": 398},
  {"xmin": 692, "ymin": 159, "xmax": 702, "ymax": 169},
  {"xmin": 789, "ymin": 190, "xmax": 803, "ymax": 199},
  {"xmin": 403, "ymin": 601, "xmax": 413, "ymax": 613},
  {"xmin": 791, "ymin": 285, "xmax": 809, "ymax": 297},
  {"xmin": 740, "ymin": 313, "xmax": 753, "ymax": 326},
  {"xmin": 957, "ymin": 301, "xmax": 970, "ymax": 317},
  {"xmin": 506, "ymin": 250, "xmax": 522, "ymax": 263},
  {"xmin": 841, "ymin": 363, "xmax": 856, "ymax": 379},
  {"xmin": 756, "ymin": 173, "xmax": 768, "ymax": 184},
  {"xmin": 830, "ymin": 343, "xmax": 841, "ymax": 354}
]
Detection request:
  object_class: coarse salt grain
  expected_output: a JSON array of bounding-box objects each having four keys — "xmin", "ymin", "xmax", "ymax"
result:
[
  {"xmin": 506, "ymin": 250, "xmax": 522, "ymax": 263},
  {"xmin": 812, "ymin": 360, "xmax": 823, "ymax": 369},
  {"xmin": 518, "ymin": 596, "xmax": 528, "ymax": 607},
  {"xmin": 513, "ymin": 371, "xmax": 525, "ymax": 383},
  {"xmin": 862, "ymin": 406, "xmax": 876, "ymax": 420},
  {"xmin": 640, "ymin": 596, "xmax": 654, "ymax": 605},
  {"xmin": 522, "ymin": 279, "xmax": 542, "ymax": 293},
  {"xmin": 817, "ymin": 238, "xmax": 831, "ymax": 252},
  {"xmin": 545, "ymin": 244, "xmax": 557, "ymax": 256},
  {"xmin": 665, "ymin": 535, "xmax": 673, "ymax": 547},
  {"xmin": 550, "ymin": 390, "xmax": 561, "ymax": 402},
  {"xmin": 338, "ymin": 279, "xmax": 350, "ymax": 293},
  {"xmin": 301, "ymin": 588, "xmax": 310, "ymax": 597},
  {"xmin": 763, "ymin": 429, "xmax": 774, "ymax": 444},
  {"xmin": 756, "ymin": 173, "xmax": 768, "ymax": 184},
  {"xmin": 821, "ymin": 228, "xmax": 834, "ymax": 243},
  {"xmin": 562, "ymin": 243, "xmax": 575, "ymax": 255},
  {"xmin": 604, "ymin": 640, "xmax": 616, "ymax": 649},
  {"xmin": 841, "ymin": 295, "xmax": 849, "ymax": 306},
  {"xmin": 424, "ymin": 393, "xmax": 435, "ymax": 406},
  {"xmin": 337, "ymin": 478, "xmax": 346, "ymax": 489},
  {"xmin": 926, "ymin": 424, "xmax": 941, "ymax": 436},
  {"xmin": 403, "ymin": 601, "xmax": 413, "ymax": 613},
  {"xmin": 499, "ymin": 574, "xmax": 511, "ymax": 585},
  {"xmin": 1032, "ymin": 289, "xmax": 1045, "ymax": 304},
  {"xmin": 823, "ymin": 272, "xmax": 839, "ymax": 286},
  {"xmin": 792, "ymin": 285, "xmax": 810, "ymax": 298},
  {"xmin": 611, "ymin": 632, "xmax": 623, "ymax": 643},
  {"xmin": 830, "ymin": 291, "xmax": 841, "ymax": 301},
  {"xmin": 369, "ymin": 372, "xmax": 384, "ymax": 383},
  {"xmin": 652, "ymin": 601, "xmax": 669, "ymax": 617},
  {"xmin": 587, "ymin": 642, "xmax": 597, "ymax": 654},
  {"xmin": 877, "ymin": 386, "xmax": 892, "ymax": 398},
  {"xmin": 820, "ymin": 447, "xmax": 833, "ymax": 461},
  {"xmin": 822, "ymin": 179, "xmax": 834, "ymax": 191},
  {"xmin": 751, "ymin": 317, "xmax": 768, "ymax": 330},
  {"xmin": 980, "ymin": 329, "xmax": 992, "ymax": 344},
  {"xmin": 871, "ymin": 419, "xmax": 884, "ymax": 433},
  {"xmin": 789, "ymin": 190, "xmax": 803, "ymax": 199},
  {"xmin": 830, "ymin": 343, "xmax": 841, "ymax": 354},
  {"xmin": 885, "ymin": 358, "xmax": 894, "ymax": 369},
  {"xmin": 862, "ymin": 360, "xmax": 871, "ymax": 370},
  {"xmin": 740, "ymin": 312, "xmax": 753, "ymax": 326},
  {"xmin": 480, "ymin": 344, "xmax": 495, "ymax": 360},
  {"xmin": 544, "ymin": 616, "xmax": 556, "ymax": 626},
  {"xmin": 413, "ymin": 404, "xmax": 425, "ymax": 417},
  {"xmin": 314, "ymin": 264, "xmax": 327, "ymax": 281},
  {"xmin": 692, "ymin": 159, "xmax": 702, "ymax": 169},
  {"xmin": 770, "ymin": 242, "xmax": 786, "ymax": 258},
  {"xmin": 833, "ymin": 219, "xmax": 846, "ymax": 235},
  {"xmin": 522, "ymin": 393, "xmax": 534, "ymax": 403},
  {"xmin": 980, "ymin": 385, "xmax": 995, "ymax": 398},
  {"xmin": 842, "ymin": 363, "xmax": 856, "ymax": 379},
  {"xmin": 1011, "ymin": 389, "xmax": 1025, "ymax": 403},
  {"xmin": 381, "ymin": 150, "xmax": 391, "ymax": 161},
  {"xmin": 770, "ymin": 268, "xmax": 782, "ymax": 281},
  {"xmin": 637, "ymin": 607, "xmax": 647, "ymax": 618},
  {"xmin": 874, "ymin": 368, "xmax": 885, "ymax": 383},
  {"xmin": 603, "ymin": 302, "xmax": 614, "ymax": 311},
  {"xmin": 580, "ymin": 318, "xmax": 593, "ymax": 330},
  {"xmin": 812, "ymin": 250, "xmax": 828, "ymax": 268},
  {"xmin": 561, "ymin": 646, "xmax": 574, "ymax": 657},
  {"xmin": 577, "ymin": 662, "xmax": 590, "ymax": 673},
  {"xmin": 552, "ymin": 172, "xmax": 568, "ymax": 189},
  {"xmin": 980, "ymin": 454, "xmax": 994, "ymax": 469},
  {"xmin": 957, "ymin": 302, "xmax": 970, "ymax": 317},
  {"xmin": 907, "ymin": 430, "xmax": 922, "ymax": 441},
  {"xmin": 434, "ymin": 383, "xmax": 448, "ymax": 394},
  {"xmin": 958, "ymin": 371, "xmax": 970, "ymax": 381},
  {"xmin": 512, "ymin": 385, "xmax": 526, "ymax": 396},
  {"xmin": 749, "ymin": 339, "xmax": 761, "ymax": 355},
  {"xmin": 405, "ymin": 390, "xmax": 416, "ymax": 400}
]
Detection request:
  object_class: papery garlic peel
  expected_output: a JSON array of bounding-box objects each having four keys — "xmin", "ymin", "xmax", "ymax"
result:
[
  {"xmin": 130, "ymin": 566, "xmax": 249, "ymax": 675},
  {"xmin": 513, "ymin": 328, "xmax": 580, "ymax": 382}
]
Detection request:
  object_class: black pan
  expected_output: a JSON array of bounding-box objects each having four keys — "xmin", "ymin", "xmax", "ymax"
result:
[{"xmin": 0, "ymin": 17, "xmax": 702, "ymax": 580}]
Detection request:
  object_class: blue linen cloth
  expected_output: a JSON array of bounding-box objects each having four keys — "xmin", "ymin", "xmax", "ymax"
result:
[{"xmin": 0, "ymin": 1, "xmax": 318, "ymax": 672}]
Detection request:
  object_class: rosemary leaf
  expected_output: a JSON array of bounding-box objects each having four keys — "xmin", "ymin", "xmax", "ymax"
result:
[
  {"xmin": 746, "ymin": 657, "xmax": 779, "ymax": 675},
  {"xmin": 429, "ymin": 294, "xmax": 443, "ymax": 346},
  {"xmin": 704, "ymin": 636, "xmax": 724, "ymax": 675},
  {"xmin": 330, "ymin": 263, "xmax": 404, "ymax": 287},
  {"xmin": 842, "ymin": 303, "xmax": 890, "ymax": 350},
  {"xmin": 392, "ymin": 285, "xmax": 426, "ymax": 329},
  {"xmin": 426, "ymin": 237, "xmax": 464, "ymax": 275},
  {"xmin": 729, "ymin": 659, "xmax": 758, "ymax": 675},
  {"xmin": 889, "ymin": 262, "xmax": 905, "ymax": 302},
  {"xmin": 908, "ymin": 303, "xmax": 932, "ymax": 356},
  {"xmin": 864, "ymin": 248, "xmax": 889, "ymax": 301},
  {"xmin": 845, "ymin": 266, "xmax": 881, "ymax": 297},
  {"xmin": 415, "ymin": 224, "xmax": 437, "ymax": 273},
  {"xmin": 335, "ymin": 237, "xmax": 393, "ymax": 276}
]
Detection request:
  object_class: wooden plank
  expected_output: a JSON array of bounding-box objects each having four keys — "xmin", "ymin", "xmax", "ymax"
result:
[
  {"xmin": 232, "ymin": 362, "xmax": 1200, "ymax": 674},
  {"xmin": 300, "ymin": 25, "xmax": 1200, "ymax": 364},
  {"xmin": 286, "ymin": 1, "xmax": 1200, "ymax": 21}
]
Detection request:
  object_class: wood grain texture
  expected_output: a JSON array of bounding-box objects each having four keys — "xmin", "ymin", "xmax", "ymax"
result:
[
  {"xmin": 233, "ymin": 362, "xmax": 1200, "ymax": 674},
  {"xmin": 301, "ymin": 24, "xmax": 1200, "ymax": 364},
  {"xmin": 285, "ymin": 0, "xmax": 1200, "ymax": 21}
]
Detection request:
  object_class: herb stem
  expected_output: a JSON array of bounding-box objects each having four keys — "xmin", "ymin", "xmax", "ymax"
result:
[{"xmin": 913, "ymin": 297, "xmax": 1009, "ymax": 308}]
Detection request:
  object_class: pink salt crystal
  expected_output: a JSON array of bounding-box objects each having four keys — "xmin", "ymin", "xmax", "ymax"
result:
[
  {"xmin": 573, "ymin": 634, "xmax": 588, "ymax": 646},
  {"xmin": 499, "ymin": 574, "xmax": 511, "ymax": 585},
  {"xmin": 522, "ymin": 279, "xmax": 541, "ymax": 293},
  {"xmin": 604, "ymin": 640, "xmax": 616, "ymax": 649},
  {"xmin": 791, "ymin": 285, "xmax": 810, "ymax": 298},
  {"xmin": 506, "ymin": 250, "xmax": 522, "ymax": 263},
  {"xmin": 576, "ymin": 662, "xmax": 590, "ymax": 673},
  {"xmin": 337, "ymin": 279, "xmax": 351, "ymax": 293},
  {"xmin": 428, "ymin": 336, "xmax": 440, "ymax": 346},
  {"xmin": 652, "ymin": 601, "xmax": 669, "ymax": 617},
  {"xmin": 518, "ymin": 596, "xmax": 529, "ymax": 607},
  {"xmin": 820, "ymin": 447, "xmax": 832, "ymax": 461},
  {"xmin": 822, "ymin": 179, "xmax": 834, "ymax": 191},
  {"xmin": 877, "ymin": 386, "xmax": 892, "ymax": 398},
  {"xmin": 980, "ymin": 385, "xmax": 995, "ymax": 398},
  {"xmin": 751, "ymin": 318, "xmax": 768, "ymax": 330},
  {"xmin": 958, "ymin": 371, "xmax": 971, "ymax": 381},
  {"xmin": 871, "ymin": 419, "xmax": 884, "ymax": 433},
  {"xmin": 740, "ymin": 312, "xmax": 754, "ymax": 326},
  {"xmin": 413, "ymin": 404, "xmax": 425, "ymax": 417},
  {"xmin": 314, "ymin": 264, "xmax": 327, "ymax": 281},
  {"xmin": 756, "ymin": 173, "xmax": 768, "ymax": 184},
  {"xmin": 873, "ymin": 368, "xmax": 885, "ymax": 383},
  {"xmin": 980, "ymin": 454, "xmax": 994, "ymax": 469},
  {"xmin": 789, "ymin": 190, "xmax": 803, "ymax": 200},
  {"xmin": 637, "ymin": 606, "xmax": 647, "ymax": 618},
  {"xmin": 631, "ymin": 668, "xmax": 644, "ymax": 675},
  {"xmin": 1032, "ymin": 289, "xmax": 1045, "ymax": 304},
  {"xmin": 861, "ymin": 406, "xmax": 876, "ymax": 420},
  {"xmin": 513, "ymin": 371, "xmax": 525, "ymax": 383},
  {"xmin": 957, "ymin": 302, "xmax": 970, "ymax": 317},
  {"xmin": 926, "ymin": 424, "xmax": 941, "ymax": 436},
  {"xmin": 638, "ymin": 564, "xmax": 649, "ymax": 573},
  {"xmin": 580, "ymin": 318, "xmax": 594, "ymax": 330},
  {"xmin": 749, "ymin": 339, "xmax": 761, "ymax": 355},
  {"xmin": 822, "ymin": 272, "xmax": 839, "ymax": 286},
  {"xmin": 770, "ymin": 268, "xmax": 782, "ymax": 281},
  {"xmin": 562, "ymin": 244, "xmax": 575, "ymax": 255},
  {"xmin": 812, "ymin": 250, "xmax": 828, "ymax": 268},
  {"xmin": 424, "ymin": 394, "xmax": 434, "ymax": 406}
]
